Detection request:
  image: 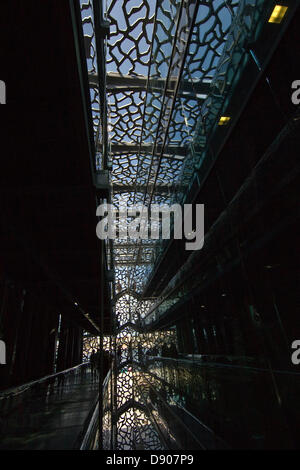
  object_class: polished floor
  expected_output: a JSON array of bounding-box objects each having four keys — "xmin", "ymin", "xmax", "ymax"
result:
[{"xmin": 0, "ymin": 371, "xmax": 98, "ymax": 450}]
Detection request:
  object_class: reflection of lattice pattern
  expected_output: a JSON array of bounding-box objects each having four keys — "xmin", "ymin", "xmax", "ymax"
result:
[
  {"xmin": 140, "ymin": 330, "xmax": 177, "ymax": 351},
  {"xmin": 117, "ymin": 407, "xmax": 163, "ymax": 450},
  {"xmin": 146, "ymin": 360, "xmax": 202, "ymax": 408},
  {"xmin": 112, "ymin": 284, "xmax": 177, "ymax": 449},
  {"xmin": 80, "ymin": 0, "xmax": 102, "ymax": 165},
  {"xmin": 80, "ymin": 0, "xmax": 97, "ymax": 74},
  {"xmin": 133, "ymin": 365, "xmax": 187, "ymax": 418},
  {"xmin": 103, "ymin": 411, "xmax": 112, "ymax": 450},
  {"xmin": 183, "ymin": 1, "xmax": 239, "ymax": 82},
  {"xmin": 178, "ymin": 0, "xmax": 263, "ymax": 194}
]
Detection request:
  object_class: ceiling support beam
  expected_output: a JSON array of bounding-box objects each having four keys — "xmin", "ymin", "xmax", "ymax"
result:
[{"xmin": 89, "ymin": 72, "xmax": 211, "ymax": 96}]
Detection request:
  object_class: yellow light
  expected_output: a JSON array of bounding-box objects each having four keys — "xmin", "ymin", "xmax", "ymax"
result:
[
  {"xmin": 218, "ymin": 116, "xmax": 231, "ymax": 126},
  {"xmin": 268, "ymin": 5, "xmax": 288, "ymax": 23}
]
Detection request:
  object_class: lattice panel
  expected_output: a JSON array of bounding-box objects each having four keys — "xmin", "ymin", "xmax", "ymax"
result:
[
  {"xmin": 108, "ymin": 91, "xmax": 145, "ymax": 144},
  {"xmin": 80, "ymin": 0, "xmax": 98, "ymax": 74},
  {"xmin": 111, "ymin": 153, "xmax": 140, "ymax": 186},
  {"xmin": 137, "ymin": 299, "xmax": 154, "ymax": 320},
  {"xmin": 150, "ymin": 0, "xmax": 181, "ymax": 80},
  {"xmin": 106, "ymin": 0, "xmax": 156, "ymax": 76},
  {"xmin": 103, "ymin": 411, "xmax": 112, "ymax": 450},
  {"xmin": 80, "ymin": 0, "xmax": 102, "ymax": 159},
  {"xmin": 82, "ymin": 333, "xmax": 110, "ymax": 362},
  {"xmin": 115, "ymin": 265, "xmax": 152, "ymax": 293},
  {"xmin": 140, "ymin": 330, "xmax": 177, "ymax": 351},
  {"xmin": 141, "ymin": 91, "xmax": 167, "ymax": 145},
  {"xmin": 155, "ymin": 156, "xmax": 183, "ymax": 186},
  {"xmin": 183, "ymin": 1, "xmax": 239, "ymax": 82},
  {"xmin": 166, "ymin": 97, "xmax": 202, "ymax": 148},
  {"xmin": 115, "ymin": 295, "xmax": 139, "ymax": 326},
  {"xmin": 116, "ymin": 369, "xmax": 135, "ymax": 408},
  {"xmin": 117, "ymin": 407, "xmax": 163, "ymax": 450}
]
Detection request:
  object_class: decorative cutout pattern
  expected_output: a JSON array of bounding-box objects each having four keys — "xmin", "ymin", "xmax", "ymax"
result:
[
  {"xmin": 117, "ymin": 408, "xmax": 163, "ymax": 450},
  {"xmin": 106, "ymin": 0, "xmax": 155, "ymax": 76}
]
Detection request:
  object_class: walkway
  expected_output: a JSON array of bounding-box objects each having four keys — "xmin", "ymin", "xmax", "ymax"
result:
[{"xmin": 0, "ymin": 368, "xmax": 98, "ymax": 450}]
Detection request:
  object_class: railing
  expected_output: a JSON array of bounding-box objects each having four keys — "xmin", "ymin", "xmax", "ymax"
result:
[
  {"xmin": 0, "ymin": 363, "xmax": 89, "ymax": 434},
  {"xmin": 79, "ymin": 368, "xmax": 112, "ymax": 450},
  {"xmin": 144, "ymin": 355, "xmax": 300, "ymax": 449},
  {"xmin": 134, "ymin": 368, "xmax": 225, "ymax": 450}
]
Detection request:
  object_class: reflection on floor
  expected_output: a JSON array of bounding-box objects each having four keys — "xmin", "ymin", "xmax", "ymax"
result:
[{"xmin": 0, "ymin": 370, "xmax": 98, "ymax": 450}]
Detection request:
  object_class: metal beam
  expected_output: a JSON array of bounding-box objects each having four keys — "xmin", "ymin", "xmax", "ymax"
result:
[
  {"xmin": 89, "ymin": 72, "xmax": 211, "ymax": 96},
  {"xmin": 100, "ymin": 141, "xmax": 187, "ymax": 158},
  {"xmin": 112, "ymin": 183, "xmax": 184, "ymax": 194},
  {"xmin": 113, "ymin": 243, "xmax": 156, "ymax": 248},
  {"xmin": 114, "ymin": 262, "xmax": 152, "ymax": 266}
]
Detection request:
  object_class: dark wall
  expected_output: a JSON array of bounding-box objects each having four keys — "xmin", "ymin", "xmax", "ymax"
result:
[
  {"xmin": 0, "ymin": 276, "xmax": 84, "ymax": 390},
  {"xmin": 0, "ymin": 280, "xmax": 58, "ymax": 389}
]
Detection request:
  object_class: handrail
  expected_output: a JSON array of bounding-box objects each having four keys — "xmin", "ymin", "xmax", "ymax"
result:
[
  {"xmin": 79, "ymin": 368, "xmax": 112, "ymax": 450},
  {"xmin": 146, "ymin": 355, "xmax": 300, "ymax": 376},
  {"xmin": 139, "ymin": 371, "xmax": 225, "ymax": 449},
  {"xmin": 0, "ymin": 363, "xmax": 89, "ymax": 428},
  {"xmin": 142, "ymin": 354, "xmax": 300, "ymax": 448},
  {"xmin": 0, "ymin": 362, "xmax": 88, "ymax": 399}
]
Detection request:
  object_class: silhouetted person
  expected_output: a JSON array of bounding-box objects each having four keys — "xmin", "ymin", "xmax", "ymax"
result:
[
  {"xmin": 127, "ymin": 340, "xmax": 132, "ymax": 362},
  {"xmin": 103, "ymin": 350, "xmax": 112, "ymax": 379},
  {"xmin": 117, "ymin": 345, "xmax": 122, "ymax": 365},
  {"xmin": 94, "ymin": 349, "xmax": 101, "ymax": 380},
  {"xmin": 138, "ymin": 343, "xmax": 143, "ymax": 362},
  {"xmin": 161, "ymin": 344, "xmax": 169, "ymax": 357},
  {"xmin": 169, "ymin": 343, "xmax": 178, "ymax": 358},
  {"xmin": 90, "ymin": 349, "xmax": 97, "ymax": 381}
]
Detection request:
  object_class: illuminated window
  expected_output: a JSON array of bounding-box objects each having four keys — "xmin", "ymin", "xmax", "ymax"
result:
[
  {"xmin": 218, "ymin": 116, "xmax": 231, "ymax": 126},
  {"xmin": 268, "ymin": 5, "xmax": 288, "ymax": 24}
]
